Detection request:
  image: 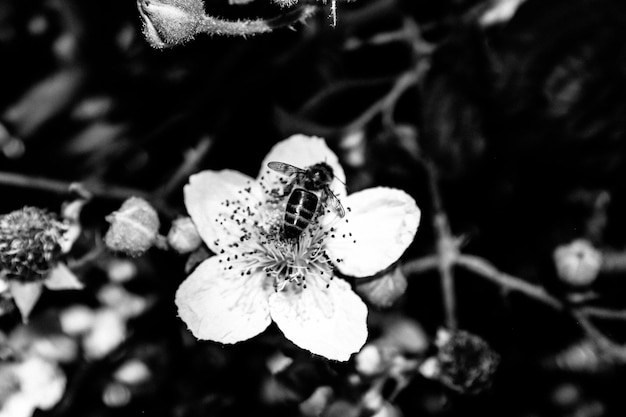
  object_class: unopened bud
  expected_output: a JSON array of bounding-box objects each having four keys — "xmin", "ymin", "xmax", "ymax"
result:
[
  {"xmin": 0, "ymin": 207, "xmax": 67, "ymax": 282},
  {"xmin": 137, "ymin": 0, "xmax": 205, "ymax": 49},
  {"xmin": 419, "ymin": 328, "xmax": 500, "ymax": 395},
  {"xmin": 355, "ymin": 266, "xmax": 407, "ymax": 308},
  {"xmin": 553, "ymin": 239, "xmax": 602, "ymax": 287},
  {"xmin": 104, "ymin": 197, "xmax": 160, "ymax": 257},
  {"xmin": 167, "ymin": 217, "xmax": 202, "ymax": 254}
]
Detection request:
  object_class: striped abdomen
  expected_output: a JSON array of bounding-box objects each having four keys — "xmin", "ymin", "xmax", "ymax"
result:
[{"xmin": 282, "ymin": 188, "xmax": 319, "ymax": 239}]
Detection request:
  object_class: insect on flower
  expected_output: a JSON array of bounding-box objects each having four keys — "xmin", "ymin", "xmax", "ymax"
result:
[
  {"xmin": 267, "ymin": 161, "xmax": 345, "ymax": 240},
  {"xmin": 175, "ymin": 135, "xmax": 421, "ymax": 361}
]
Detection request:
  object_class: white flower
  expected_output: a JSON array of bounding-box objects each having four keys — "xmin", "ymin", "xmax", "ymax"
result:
[{"xmin": 175, "ymin": 135, "xmax": 421, "ymax": 361}]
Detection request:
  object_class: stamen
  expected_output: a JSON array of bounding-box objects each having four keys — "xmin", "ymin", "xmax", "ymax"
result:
[{"xmin": 214, "ymin": 182, "xmax": 345, "ymax": 295}]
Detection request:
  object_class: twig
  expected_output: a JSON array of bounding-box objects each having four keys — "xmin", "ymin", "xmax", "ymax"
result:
[
  {"xmin": 153, "ymin": 136, "xmax": 213, "ymax": 200},
  {"xmin": 341, "ymin": 70, "xmax": 419, "ymax": 136},
  {"xmin": 401, "ymin": 255, "xmax": 438, "ymax": 275},
  {"xmin": 0, "ymin": 171, "xmax": 150, "ymax": 201},
  {"xmin": 0, "ymin": 171, "xmax": 176, "ymax": 217},
  {"xmin": 425, "ymin": 160, "xmax": 458, "ymax": 330},
  {"xmin": 580, "ymin": 306, "xmax": 626, "ymax": 321},
  {"xmin": 403, "ymin": 252, "xmax": 626, "ymax": 358},
  {"xmin": 454, "ymin": 255, "xmax": 564, "ymax": 311},
  {"xmin": 299, "ymin": 76, "xmax": 397, "ymax": 117}
]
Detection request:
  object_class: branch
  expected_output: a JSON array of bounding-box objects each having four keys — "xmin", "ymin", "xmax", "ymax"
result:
[
  {"xmin": 403, "ymin": 252, "xmax": 626, "ymax": 359},
  {"xmin": 341, "ymin": 70, "xmax": 419, "ymax": 135},
  {"xmin": 0, "ymin": 171, "xmax": 150, "ymax": 201},
  {"xmin": 0, "ymin": 171, "xmax": 175, "ymax": 217},
  {"xmin": 153, "ymin": 135, "xmax": 213, "ymax": 200},
  {"xmin": 424, "ymin": 159, "xmax": 458, "ymax": 330},
  {"xmin": 454, "ymin": 255, "xmax": 564, "ymax": 311},
  {"xmin": 580, "ymin": 306, "xmax": 626, "ymax": 321}
]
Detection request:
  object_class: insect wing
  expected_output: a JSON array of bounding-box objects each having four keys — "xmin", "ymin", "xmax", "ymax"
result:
[
  {"xmin": 324, "ymin": 187, "xmax": 346, "ymax": 218},
  {"xmin": 267, "ymin": 161, "xmax": 304, "ymax": 176}
]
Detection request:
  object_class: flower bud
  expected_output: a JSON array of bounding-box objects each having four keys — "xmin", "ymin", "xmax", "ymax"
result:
[
  {"xmin": 355, "ymin": 344, "xmax": 386, "ymax": 376},
  {"xmin": 0, "ymin": 207, "xmax": 66, "ymax": 282},
  {"xmin": 167, "ymin": 217, "xmax": 202, "ymax": 254},
  {"xmin": 104, "ymin": 197, "xmax": 160, "ymax": 257},
  {"xmin": 553, "ymin": 239, "xmax": 602, "ymax": 287},
  {"xmin": 419, "ymin": 328, "xmax": 500, "ymax": 395},
  {"xmin": 355, "ymin": 266, "xmax": 407, "ymax": 308},
  {"xmin": 137, "ymin": 0, "xmax": 205, "ymax": 49}
]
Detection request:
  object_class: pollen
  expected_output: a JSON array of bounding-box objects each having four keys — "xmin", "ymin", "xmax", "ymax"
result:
[{"xmin": 214, "ymin": 186, "xmax": 336, "ymax": 294}]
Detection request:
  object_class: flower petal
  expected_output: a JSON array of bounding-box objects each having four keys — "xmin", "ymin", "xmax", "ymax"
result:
[
  {"xmin": 259, "ymin": 135, "xmax": 347, "ymax": 199},
  {"xmin": 325, "ymin": 187, "xmax": 420, "ymax": 277},
  {"xmin": 185, "ymin": 170, "xmax": 264, "ymax": 253},
  {"xmin": 269, "ymin": 276, "xmax": 368, "ymax": 361},
  {"xmin": 176, "ymin": 256, "xmax": 272, "ymax": 344}
]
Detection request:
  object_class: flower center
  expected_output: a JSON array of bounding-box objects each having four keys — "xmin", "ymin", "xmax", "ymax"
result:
[
  {"xmin": 216, "ymin": 183, "xmax": 336, "ymax": 293},
  {"xmin": 260, "ymin": 222, "xmax": 334, "ymax": 292}
]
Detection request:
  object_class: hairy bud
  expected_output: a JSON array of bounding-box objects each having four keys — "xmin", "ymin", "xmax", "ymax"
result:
[
  {"xmin": 137, "ymin": 0, "xmax": 205, "ymax": 49},
  {"xmin": 0, "ymin": 207, "xmax": 67, "ymax": 282},
  {"xmin": 104, "ymin": 197, "xmax": 160, "ymax": 257}
]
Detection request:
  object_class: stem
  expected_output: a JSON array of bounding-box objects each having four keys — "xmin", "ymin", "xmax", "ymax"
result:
[
  {"xmin": 454, "ymin": 255, "xmax": 564, "ymax": 311},
  {"xmin": 342, "ymin": 70, "xmax": 419, "ymax": 135},
  {"xmin": 0, "ymin": 171, "xmax": 150, "ymax": 201},
  {"xmin": 403, "ymin": 253, "xmax": 626, "ymax": 358},
  {"xmin": 425, "ymin": 160, "xmax": 458, "ymax": 330},
  {"xmin": 401, "ymin": 255, "xmax": 438, "ymax": 275},
  {"xmin": 0, "ymin": 171, "xmax": 176, "ymax": 217},
  {"xmin": 153, "ymin": 136, "xmax": 213, "ymax": 200},
  {"xmin": 436, "ymin": 214, "xmax": 458, "ymax": 330},
  {"xmin": 580, "ymin": 306, "xmax": 626, "ymax": 321},
  {"xmin": 197, "ymin": 5, "xmax": 317, "ymax": 37}
]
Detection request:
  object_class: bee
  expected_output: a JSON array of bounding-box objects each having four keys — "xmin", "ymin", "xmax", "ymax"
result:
[{"xmin": 267, "ymin": 161, "xmax": 345, "ymax": 239}]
